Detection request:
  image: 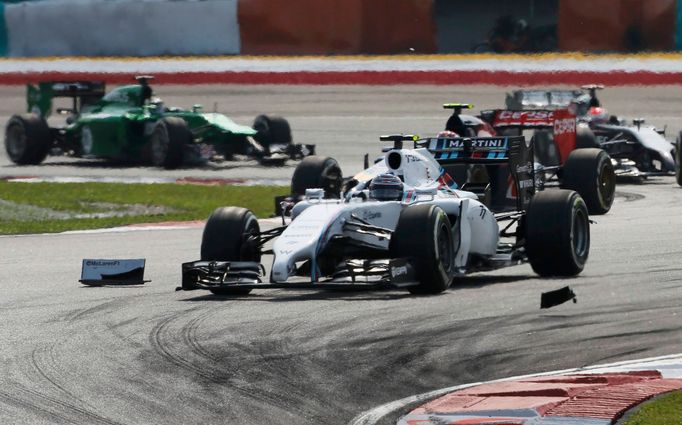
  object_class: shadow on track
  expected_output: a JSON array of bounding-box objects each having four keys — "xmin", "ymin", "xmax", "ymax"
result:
[
  {"xmin": 454, "ymin": 273, "xmax": 536, "ymax": 289},
  {"xmin": 180, "ymin": 290, "xmax": 415, "ymax": 303}
]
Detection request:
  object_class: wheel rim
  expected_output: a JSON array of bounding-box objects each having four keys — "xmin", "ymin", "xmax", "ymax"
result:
[
  {"xmin": 571, "ymin": 207, "xmax": 589, "ymax": 260},
  {"xmin": 240, "ymin": 217, "xmax": 261, "ymax": 262},
  {"xmin": 6, "ymin": 123, "xmax": 26, "ymax": 159},
  {"xmin": 437, "ymin": 221, "xmax": 453, "ymax": 273},
  {"xmin": 150, "ymin": 125, "xmax": 168, "ymax": 165},
  {"xmin": 597, "ymin": 161, "xmax": 616, "ymax": 207}
]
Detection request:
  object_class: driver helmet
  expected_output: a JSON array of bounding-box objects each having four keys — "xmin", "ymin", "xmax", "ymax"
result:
[
  {"xmin": 587, "ymin": 106, "xmax": 609, "ymax": 124},
  {"xmin": 437, "ymin": 130, "xmax": 458, "ymax": 138},
  {"xmin": 150, "ymin": 97, "xmax": 165, "ymax": 112},
  {"xmin": 369, "ymin": 173, "xmax": 404, "ymax": 201}
]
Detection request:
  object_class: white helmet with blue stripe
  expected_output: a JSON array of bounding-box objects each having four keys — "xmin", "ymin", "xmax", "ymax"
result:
[{"xmin": 369, "ymin": 173, "xmax": 404, "ymax": 201}]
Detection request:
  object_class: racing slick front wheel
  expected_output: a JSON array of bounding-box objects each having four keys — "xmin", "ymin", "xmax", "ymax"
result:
[
  {"xmin": 150, "ymin": 117, "xmax": 192, "ymax": 169},
  {"xmin": 561, "ymin": 148, "xmax": 615, "ymax": 215},
  {"xmin": 525, "ymin": 190, "xmax": 590, "ymax": 277},
  {"xmin": 390, "ymin": 205, "xmax": 454, "ymax": 295},
  {"xmin": 291, "ymin": 156, "xmax": 343, "ymax": 198},
  {"xmin": 200, "ymin": 207, "xmax": 261, "ymax": 295},
  {"xmin": 253, "ymin": 115, "xmax": 292, "ymax": 147},
  {"xmin": 5, "ymin": 114, "xmax": 51, "ymax": 165}
]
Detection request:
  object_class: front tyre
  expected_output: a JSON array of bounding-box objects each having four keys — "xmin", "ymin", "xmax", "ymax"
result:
[
  {"xmin": 5, "ymin": 114, "xmax": 51, "ymax": 165},
  {"xmin": 390, "ymin": 204, "xmax": 454, "ymax": 295},
  {"xmin": 150, "ymin": 117, "xmax": 192, "ymax": 169},
  {"xmin": 253, "ymin": 115, "xmax": 292, "ymax": 147},
  {"xmin": 200, "ymin": 206, "xmax": 261, "ymax": 295},
  {"xmin": 290, "ymin": 156, "xmax": 343, "ymax": 198},
  {"xmin": 525, "ymin": 190, "xmax": 590, "ymax": 276},
  {"xmin": 561, "ymin": 148, "xmax": 615, "ymax": 215}
]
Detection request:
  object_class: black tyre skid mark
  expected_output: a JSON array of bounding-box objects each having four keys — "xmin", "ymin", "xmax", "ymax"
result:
[
  {"xmin": 148, "ymin": 306, "xmax": 305, "ymax": 416},
  {"xmin": 0, "ymin": 382, "xmax": 121, "ymax": 425}
]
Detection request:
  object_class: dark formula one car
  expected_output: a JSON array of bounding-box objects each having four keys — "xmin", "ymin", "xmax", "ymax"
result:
[
  {"xmin": 180, "ymin": 134, "xmax": 590, "ymax": 296},
  {"xmin": 506, "ymin": 85, "xmax": 676, "ymax": 179},
  {"xmin": 441, "ymin": 104, "xmax": 615, "ymax": 215},
  {"xmin": 5, "ymin": 76, "xmax": 313, "ymax": 169}
]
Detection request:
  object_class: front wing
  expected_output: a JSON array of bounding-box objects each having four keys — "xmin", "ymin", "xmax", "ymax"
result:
[{"xmin": 178, "ymin": 258, "xmax": 419, "ymax": 291}]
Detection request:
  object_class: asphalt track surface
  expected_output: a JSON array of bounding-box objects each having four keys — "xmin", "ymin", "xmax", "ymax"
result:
[
  {"xmin": 2, "ymin": 84, "xmax": 682, "ymax": 179},
  {"xmin": 2, "ymin": 85, "xmax": 682, "ymax": 424}
]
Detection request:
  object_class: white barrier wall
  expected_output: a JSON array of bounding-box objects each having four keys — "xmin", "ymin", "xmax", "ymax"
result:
[{"xmin": 5, "ymin": 0, "xmax": 240, "ymax": 57}]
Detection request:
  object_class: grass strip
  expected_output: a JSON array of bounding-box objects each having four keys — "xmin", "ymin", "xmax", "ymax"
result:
[
  {"xmin": 623, "ymin": 390, "xmax": 682, "ymax": 425},
  {"xmin": 0, "ymin": 181, "xmax": 288, "ymax": 235}
]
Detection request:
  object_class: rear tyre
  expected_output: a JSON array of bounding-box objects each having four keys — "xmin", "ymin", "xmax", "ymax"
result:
[
  {"xmin": 525, "ymin": 190, "xmax": 590, "ymax": 276},
  {"xmin": 390, "ymin": 205, "xmax": 454, "ymax": 295},
  {"xmin": 200, "ymin": 207, "xmax": 260, "ymax": 295},
  {"xmin": 561, "ymin": 148, "xmax": 615, "ymax": 215},
  {"xmin": 150, "ymin": 117, "xmax": 192, "ymax": 169},
  {"xmin": 4, "ymin": 114, "xmax": 51, "ymax": 165},
  {"xmin": 291, "ymin": 156, "xmax": 343, "ymax": 198},
  {"xmin": 253, "ymin": 115, "xmax": 292, "ymax": 147},
  {"xmin": 575, "ymin": 124, "xmax": 599, "ymax": 149}
]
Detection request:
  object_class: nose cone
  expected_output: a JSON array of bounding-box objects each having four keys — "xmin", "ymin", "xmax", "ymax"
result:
[
  {"xmin": 661, "ymin": 150, "xmax": 675, "ymax": 172},
  {"xmin": 270, "ymin": 256, "xmax": 292, "ymax": 283}
]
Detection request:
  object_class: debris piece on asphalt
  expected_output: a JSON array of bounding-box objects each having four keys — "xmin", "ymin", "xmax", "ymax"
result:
[{"xmin": 541, "ymin": 286, "xmax": 577, "ymax": 309}]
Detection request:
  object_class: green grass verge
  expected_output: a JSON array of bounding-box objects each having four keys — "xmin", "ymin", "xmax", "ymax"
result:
[
  {"xmin": 0, "ymin": 181, "xmax": 288, "ymax": 235},
  {"xmin": 623, "ymin": 391, "xmax": 682, "ymax": 425}
]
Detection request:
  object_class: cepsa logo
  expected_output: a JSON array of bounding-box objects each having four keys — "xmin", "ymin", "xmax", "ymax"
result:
[
  {"xmin": 554, "ymin": 118, "xmax": 576, "ymax": 135},
  {"xmin": 497, "ymin": 110, "xmax": 554, "ymax": 121}
]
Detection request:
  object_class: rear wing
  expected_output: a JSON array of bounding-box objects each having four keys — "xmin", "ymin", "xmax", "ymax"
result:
[
  {"xmin": 416, "ymin": 136, "xmax": 535, "ymax": 210},
  {"xmin": 483, "ymin": 109, "xmax": 577, "ymax": 165},
  {"xmin": 417, "ymin": 136, "xmax": 513, "ymax": 163},
  {"xmin": 27, "ymin": 80, "xmax": 105, "ymax": 118},
  {"xmin": 505, "ymin": 89, "xmax": 583, "ymax": 110},
  {"xmin": 485, "ymin": 109, "xmax": 577, "ymax": 129}
]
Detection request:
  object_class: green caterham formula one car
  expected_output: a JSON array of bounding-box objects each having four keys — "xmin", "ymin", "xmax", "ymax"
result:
[{"xmin": 5, "ymin": 76, "xmax": 313, "ymax": 169}]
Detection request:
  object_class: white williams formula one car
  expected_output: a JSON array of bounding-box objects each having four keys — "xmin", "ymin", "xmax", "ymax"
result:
[{"xmin": 180, "ymin": 134, "xmax": 590, "ymax": 295}]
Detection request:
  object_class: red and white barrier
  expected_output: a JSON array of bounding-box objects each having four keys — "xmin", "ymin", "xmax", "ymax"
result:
[{"xmin": 4, "ymin": 54, "xmax": 682, "ymax": 85}]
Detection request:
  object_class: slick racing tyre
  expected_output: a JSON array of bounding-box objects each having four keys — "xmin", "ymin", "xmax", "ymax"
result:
[
  {"xmin": 561, "ymin": 148, "xmax": 615, "ymax": 215},
  {"xmin": 5, "ymin": 114, "xmax": 51, "ymax": 165},
  {"xmin": 253, "ymin": 115, "xmax": 292, "ymax": 147},
  {"xmin": 291, "ymin": 156, "xmax": 343, "ymax": 198},
  {"xmin": 525, "ymin": 190, "xmax": 590, "ymax": 276},
  {"xmin": 201, "ymin": 207, "xmax": 261, "ymax": 295},
  {"xmin": 150, "ymin": 117, "xmax": 192, "ymax": 169},
  {"xmin": 390, "ymin": 204, "xmax": 454, "ymax": 295},
  {"xmin": 575, "ymin": 124, "xmax": 599, "ymax": 149}
]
